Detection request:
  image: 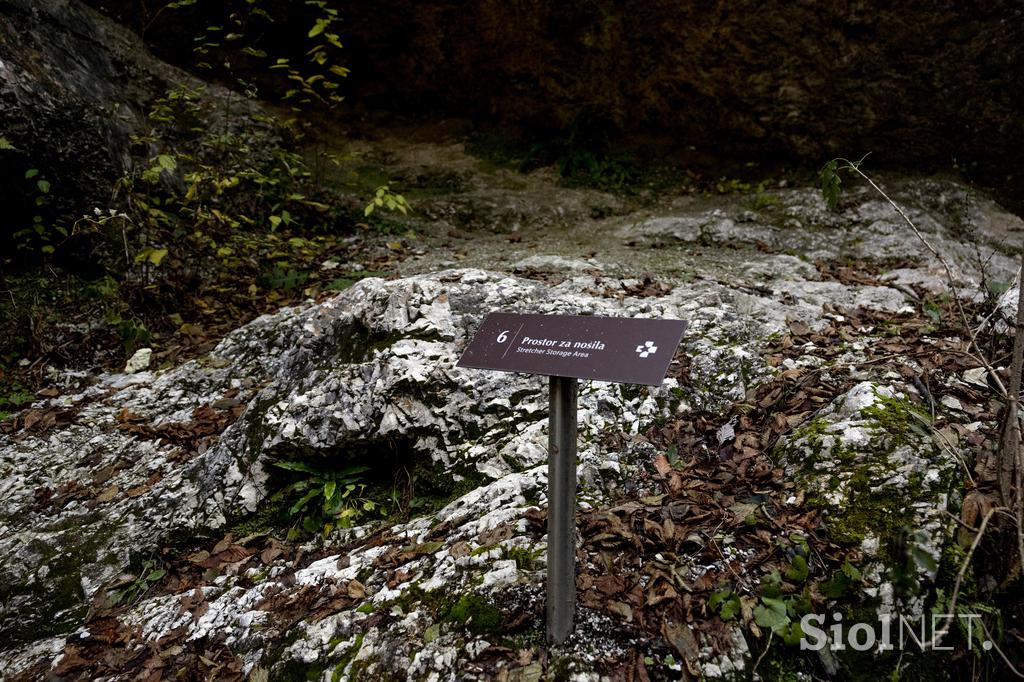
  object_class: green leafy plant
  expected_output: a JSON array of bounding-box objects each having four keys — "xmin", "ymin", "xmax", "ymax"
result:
[
  {"xmin": 556, "ymin": 149, "xmax": 637, "ymax": 190},
  {"xmin": 364, "ymin": 184, "xmax": 411, "ymax": 217},
  {"xmin": 141, "ymin": 153, "xmax": 178, "ymax": 185},
  {"xmin": 713, "ymin": 536, "xmax": 823, "ymax": 650},
  {"xmin": 0, "ymin": 381, "xmax": 34, "ymax": 420},
  {"xmin": 932, "ymin": 586, "xmax": 1004, "ymax": 662},
  {"xmin": 147, "ymin": 82, "xmax": 205, "ymax": 135},
  {"xmin": 819, "ymin": 159, "xmax": 842, "ymax": 210},
  {"xmin": 115, "ymin": 78, "xmax": 328, "ymax": 284},
  {"xmin": 818, "ymin": 154, "xmax": 870, "ymax": 210},
  {"xmin": 10, "ymin": 168, "xmax": 65, "ymax": 254},
  {"xmin": 107, "ymin": 314, "xmax": 152, "ymax": 354},
  {"xmin": 715, "ymin": 176, "xmax": 752, "ymax": 194},
  {"xmin": 709, "ymin": 587, "xmax": 742, "ymax": 621},
  {"xmin": 325, "ymin": 269, "xmax": 385, "ymax": 292},
  {"xmin": 501, "ymin": 544, "xmax": 544, "ymax": 570},
  {"xmin": 752, "ymin": 570, "xmax": 811, "ymax": 646},
  {"xmin": 169, "ymin": 0, "xmax": 347, "ymax": 111},
  {"xmin": 822, "ymin": 557, "xmax": 862, "ymax": 598},
  {"xmin": 109, "ymin": 557, "xmax": 166, "ymax": 606},
  {"xmin": 259, "ymin": 266, "xmax": 309, "ymax": 291},
  {"xmin": 268, "ymin": 0, "xmax": 348, "ymax": 109},
  {"xmin": 741, "ymin": 181, "xmax": 779, "ymax": 210},
  {"xmin": 272, "ymin": 460, "xmax": 381, "ymax": 536},
  {"xmin": 440, "ymin": 594, "xmax": 502, "ymax": 635}
]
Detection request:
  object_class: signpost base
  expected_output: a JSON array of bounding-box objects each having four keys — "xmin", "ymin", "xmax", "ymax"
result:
[
  {"xmin": 547, "ymin": 375, "xmax": 577, "ymax": 645},
  {"xmin": 457, "ymin": 313, "xmax": 687, "ymax": 647}
]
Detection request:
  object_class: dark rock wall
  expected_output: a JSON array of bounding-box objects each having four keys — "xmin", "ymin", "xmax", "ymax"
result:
[
  {"xmin": 0, "ymin": 0, "xmax": 164, "ymax": 224},
  {"xmin": 339, "ymin": 1, "xmax": 1022, "ymax": 169},
  {"xmin": 0, "ymin": 0, "xmax": 274, "ymax": 251},
  {"xmin": 84, "ymin": 1, "xmax": 1023, "ymax": 184}
]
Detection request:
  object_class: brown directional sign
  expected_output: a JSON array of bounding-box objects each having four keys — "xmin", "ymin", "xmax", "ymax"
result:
[{"xmin": 457, "ymin": 313, "xmax": 687, "ymax": 385}]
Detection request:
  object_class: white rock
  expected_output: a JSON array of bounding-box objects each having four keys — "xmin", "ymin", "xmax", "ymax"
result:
[
  {"xmin": 940, "ymin": 396, "xmax": 963, "ymax": 411},
  {"xmin": 481, "ymin": 559, "xmax": 519, "ymax": 589},
  {"xmin": 124, "ymin": 347, "xmax": 153, "ymax": 373},
  {"xmin": 4, "ymin": 176, "xmax": 1016, "ymax": 678},
  {"xmin": 963, "ymin": 367, "xmax": 989, "ymax": 389},
  {"xmin": 512, "ymin": 254, "xmax": 600, "ymax": 272}
]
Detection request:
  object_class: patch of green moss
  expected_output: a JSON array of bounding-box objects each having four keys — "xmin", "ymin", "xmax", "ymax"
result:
[
  {"xmin": 470, "ymin": 543, "xmax": 499, "ymax": 557},
  {"xmin": 790, "ymin": 416, "xmax": 832, "ymax": 462},
  {"xmin": 270, "ymin": 659, "xmax": 324, "ymax": 682},
  {"xmin": 546, "ymin": 654, "xmax": 576, "ymax": 681},
  {"xmin": 522, "ymin": 488, "xmax": 542, "ymax": 507},
  {"xmin": 456, "ymin": 418, "xmax": 486, "ymax": 443},
  {"xmin": 617, "ymin": 383, "xmax": 646, "ymax": 402},
  {"xmin": 329, "ymin": 632, "xmax": 364, "ymax": 682},
  {"xmin": 326, "ymin": 321, "xmax": 446, "ymax": 367},
  {"xmin": 283, "ymin": 627, "xmax": 304, "ymax": 647},
  {"xmin": 0, "ymin": 380, "xmax": 33, "ymax": 419},
  {"xmin": 508, "ymin": 389, "xmax": 535, "ymax": 407},
  {"xmin": 227, "ymin": 494, "xmax": 294, "ymax": 539},
  {"xmin": 0, "ymin": 520, "xmax": 119, "ymax": 645},
  {"xmin": 792, "ymin": 391, "xmax": 943, "ymax": 550},
  {"xmin": 380, "ymin": 582, "xmax": 504, "ymax": 638},
  {"xmin": 379, "ymin": 583, "xmax": 448, "ymax": 616},
  {"xmin": 860, "ymin": 392, "xmax": 932, "ymax": 448},
  {"xmin": 405, "ymin": 458, "xmax": 489, "ymax": 517},
  {"xmin": 823, "ymin": 468, "xmax": 911, "ymax": 548},
  {"xmin": 773, "ymin": 395, "xmax": 988, "ymax": 680},
  {"xmin": 344, "ymin": 656, "xmax": 405, "ymax": 682},
  {"xmin": 441, "ymin": 594, "xmax": 502, "ymax": 636},
  {"xmin": 501, "ymin": 451, "xmax": 525, "ymax": 472}
]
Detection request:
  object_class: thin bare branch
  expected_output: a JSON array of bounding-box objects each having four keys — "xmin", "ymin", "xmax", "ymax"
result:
[
  {"xmin": 750, "ymin": 629, "xmax": 774, "ymax": 677},
  {"xmin": 837, "ymin": 161, "xmax": 1008, "ymax": 399},
  {"xmin": 972, "ymin": 265, "xmax": 1021, "ymax": 348},
  {"xmin": 1001, "ymin": 251, "xmax": 1024, "ymax": 509},
  {"xmin": 979, "ymin": 618, "xmax": 1024, "ymax": 679},
  {"xmin": 926, "ymin": 507, "xmax": 997, "ymax": 652}
]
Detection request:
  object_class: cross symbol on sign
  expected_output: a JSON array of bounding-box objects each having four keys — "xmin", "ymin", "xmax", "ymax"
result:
[{"xmin": 635, "ymin": 341, "xmax": 658, "ymax": 358}]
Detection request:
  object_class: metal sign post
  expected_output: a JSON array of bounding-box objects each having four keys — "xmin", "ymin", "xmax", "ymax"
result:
[
  {"xmin": 547, "ymin": 375, "xmax": 577, "ymax": 644},
  {"xmin": 458, "ymin": 313, "xmax": 687, "ymax": 645}
]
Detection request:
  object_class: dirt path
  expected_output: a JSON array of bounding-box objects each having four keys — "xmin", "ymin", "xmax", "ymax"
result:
[{"xmin": 313, "ymin": 126, "xmax": 775, "ymax": 282}]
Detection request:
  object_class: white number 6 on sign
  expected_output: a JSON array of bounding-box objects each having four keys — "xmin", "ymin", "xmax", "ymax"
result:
[{"xmin": 497, "ymin": 330, "xmax": 509, "ymax": 343}]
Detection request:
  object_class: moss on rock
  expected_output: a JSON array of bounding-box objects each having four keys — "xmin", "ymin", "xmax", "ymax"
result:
[{"xmin": 780, "ymin": 382, "xmax": 961, "ymax": 639}]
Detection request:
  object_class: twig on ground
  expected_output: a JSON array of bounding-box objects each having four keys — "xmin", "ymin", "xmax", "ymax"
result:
[
  {"xmin": 931, "ymin": 426, "xmax": 976, "ymax": 487},
  {"xmin": 750, "ymin": 629, "xmax": 773, "ymax": 677}
]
